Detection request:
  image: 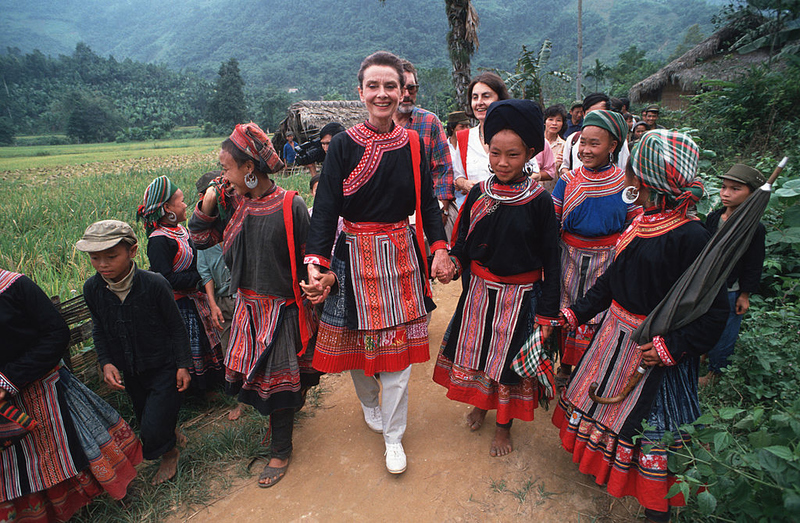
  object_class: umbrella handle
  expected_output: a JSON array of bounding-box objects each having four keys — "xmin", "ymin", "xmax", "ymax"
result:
[
  {"xmin": 588, "ymin": 365, "xmax": 649, "ymax": 405},
  {"xmin": 766, "ymin": 157, "xmax": 789, "ymax": 186}
]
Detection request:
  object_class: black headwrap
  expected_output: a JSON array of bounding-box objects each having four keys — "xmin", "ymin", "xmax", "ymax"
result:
[{"xmin": 482, "ymin": 99, "xmax": 545, "ymax": 155}]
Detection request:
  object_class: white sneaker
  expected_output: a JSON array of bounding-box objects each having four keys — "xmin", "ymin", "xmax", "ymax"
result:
[
  {"xmin": 361, "ymin": 403, "xmax": 383, "ymax": 433},
  {"xmin": 384, "ymin": 442, "xmax": 407, "ymax": 474}
]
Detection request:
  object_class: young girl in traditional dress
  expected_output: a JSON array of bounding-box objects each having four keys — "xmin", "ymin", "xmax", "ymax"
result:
[
  {"xmin": 190, "ymin": 122, "xmax": 319, "ymax": 488},
  {"xmin": 551, "ymin": 110, "xmax": 641, "ymax": 387},
  {"xmin": 0, "ymin": 269, "xmax": 142, "ymax": 522},
  {"xmin": 138, "ymin": 176, "xmax": 224, "ymax": 393},
  {"xmin": 433, "ymin": 99, "xmax": 561, "ymax": 457},
  {"xmin": 552, "ymin": 130, "xmax": 728, "ymax": 522}
]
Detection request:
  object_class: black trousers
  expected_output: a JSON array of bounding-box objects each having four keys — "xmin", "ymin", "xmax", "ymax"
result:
[
  {"xmin": 270, "ymin": 408, "xmax": 294, "ymax": 460},
  {"xmin": 125, "ymin": 365, "xmax": 182, "ymax": 460}
]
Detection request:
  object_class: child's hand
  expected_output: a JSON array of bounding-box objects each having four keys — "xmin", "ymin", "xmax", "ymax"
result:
[
  {"xmin": 638, "ymin": 342, "xmax": 664, "ymax": 367},
  {"xmin": 176, "ymin": 369, "xmax": 191, "ymax": 392},
  {"xmin": 301, "ymin": 272, "xmax": 335, "ymax": 305},
  {"xmin": 209, "ymin": 303, "xmax": 225, "ymax": 330},
  {"xmin": 103, "ymin": 364, "xmax": 125, "ymax": 390}
]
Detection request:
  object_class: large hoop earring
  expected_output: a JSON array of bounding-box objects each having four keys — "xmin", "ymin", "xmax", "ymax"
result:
[
  {"xmin": 523, "ymin": 163, "xmax": 533, "ymax": 176},
  {"xmin": 245, "ymin": 171, "xmax": 258, "ymax": 189},
  {"xmin": 609, "ymin": 152, "xmax": 614, "ymax": 165},
  {"xmin": 166, "ymin": 211, "xmax": 177, "ymax": 222},
  {"xmin": 487, "ymin": 163, "xmax": 495, "ymax": 174},
  {"xmin": 621, "ymin": 186, "xmax": 639, "ymax": 204}
]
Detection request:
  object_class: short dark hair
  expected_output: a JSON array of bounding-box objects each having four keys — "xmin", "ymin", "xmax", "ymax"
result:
[
  {"xmin": 465, "ymin": 72, "xmax": 510, "ymax": 118},
  {"xmin": 583, "ymin": 92, "xmax": 610, "ymax": 112},
  {"xmin": 610, "ymin": 97, "xmax": 624, "ymax": 113},
  {"xmin": 196, "ymin": 170, "xmax": 222, "ymax": 194},
  {"xmin": 400, "ymin": 59, "xmax": 418, "ymax": 84},
  {"xmin": 319, "ymin": 122, "xmax": 346, "ymax": 140},
  {"xmin": 358, "ymin": 51, "xmax": 405, "ymax": 89},
  {"xmin": 543, "ymin": 104, "xmax": 568, "ymax": 134},
  {"xmin": 309, "ymin": 174, "xmax": 321, "ymax": 191}
]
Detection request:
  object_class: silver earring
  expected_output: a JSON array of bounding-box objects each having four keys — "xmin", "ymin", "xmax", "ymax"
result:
[
  {"xmin": 245, "ymin": 171, "xmax": 258, "ymax": 189},
  {"xmin": 622, "ymin": 186, "xmax": 639, "ymax": 204},
  {"xmin": 523, "ymin": 163, "xmax": 533, "ymax": 176},
  {"xmin": 609, "ymin": 153, "xmax": 614, "ymax": 165},
  {"xmin": 487, "ymin": 163, "xmax": 495, "ymax": 174},
  {"xmin": 166, "ymin": 211, "xmax": 177, "ymax": 222}
]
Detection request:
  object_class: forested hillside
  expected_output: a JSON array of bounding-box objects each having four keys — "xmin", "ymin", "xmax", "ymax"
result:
[{"xmin": 1, "ymin": 0, "xmax": 719, "ymax": 98}]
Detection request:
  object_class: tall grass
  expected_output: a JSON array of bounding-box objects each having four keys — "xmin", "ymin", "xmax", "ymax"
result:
[{"xmin": 0, "ymin": 154, "xmax": 313, "ymax": 299}]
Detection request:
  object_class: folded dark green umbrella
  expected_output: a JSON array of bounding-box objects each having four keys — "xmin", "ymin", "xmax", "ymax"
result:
[{"xmin": 589, "ymin": 157, "xmax": 788, "ymax": 404}]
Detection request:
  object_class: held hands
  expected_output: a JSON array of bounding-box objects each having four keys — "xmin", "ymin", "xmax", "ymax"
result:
[
  {"xmin": 176, "ymin": 368, "xmax": 191, "ymax": 392},
  {"xmin": 431, "ymin": 249, "xmax": 456, "ymax": 284},
  {"xmin": 301, "ymin": 263, "xmax": 335, "ymax": 305},
  {"xmin": 639, "ymin": 342, "xmax": 664, "ymax": 367},
  {"xmin": 103, "ymin": 364, "xmax": 125, "ymax": 390}
]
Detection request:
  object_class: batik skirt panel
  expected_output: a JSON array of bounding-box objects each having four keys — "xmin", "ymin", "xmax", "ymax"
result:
[
  {"xmin": 176, "ymin": 297, "xmax": 223, "ymax": 390},
  {"xmin": 0, "ymin": 369, "xmax": 142, "ymax": 522},
  {"xmin": 226, "ymin": 289, "xmax": 319, "ymax": 416},
  {"xmin": 313, "ymin": 232, "xmax": 430, "ymax": 376},
  {"xmin": 433, "ymin": 281, "xmax": 543, "ymax": 424},
  {"xmin": 559, "ymin": 236, "xmax": 615, "ymax": 365}
]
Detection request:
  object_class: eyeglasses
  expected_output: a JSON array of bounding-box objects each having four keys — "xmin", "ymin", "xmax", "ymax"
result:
[{"xmin": 404, "ymin": 84, "xmax": 419, "ymax": 94}]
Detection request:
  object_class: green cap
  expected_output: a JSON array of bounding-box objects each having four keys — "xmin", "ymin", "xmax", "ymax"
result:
[
  {"xmin": 76, "ymin": 220, "xmax": 138, "ymax": 252},
  {"xmin": 447, "ymin": 111, "xmax": 470, "ymax": 126},
  {"xmin": 644, "ymin": 104, "xmax": 660, "ymax": 113},
  {"xmin": 570, "ymin": 100, "xmax": 583, "ymax": 110},
  {"xmin": 719, "ymin": 164, "xmax": 766, "ymax": 190}
]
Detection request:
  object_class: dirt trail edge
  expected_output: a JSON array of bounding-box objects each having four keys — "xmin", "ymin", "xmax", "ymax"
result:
[{"xmin": 176, "ymin": 283, "xmax": 638, "ymax": 522}]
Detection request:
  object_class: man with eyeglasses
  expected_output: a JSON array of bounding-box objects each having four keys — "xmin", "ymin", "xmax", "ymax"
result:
[{"xmin": 394, "ymin": 59, "xmax": 456, "ymax": 239}]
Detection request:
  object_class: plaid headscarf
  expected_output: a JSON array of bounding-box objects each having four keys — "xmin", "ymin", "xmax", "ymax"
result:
[
  {"xmin": 630, "ymin": 129, "xmax": 704, "ymax": 214},
  {"xmin": 137, "ymin": 175, "xmax": 178, "ymax": 234},
  {"xmin": 229, "ymin": 123, "xmax": 284, "ymax": 174},
  {"xmin": 582, "ymin": 109, "xmax": 627, "ymax": 161}
]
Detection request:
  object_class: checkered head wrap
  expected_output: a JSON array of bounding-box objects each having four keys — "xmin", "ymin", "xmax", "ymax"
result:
[
  {"xmin": 582, "ymin": 109, "xmax": 628, "ymax": 161},
  {"xmin": 229, "ymin": 122, "xmax": 284, "ymax": 174},
  {"xmin": 137, "ymin": 175, "xmax": 178, "ymax": 234},
  {"xmin": 630, "ymin": 130, "xmax": 704, "ymax": 214}
]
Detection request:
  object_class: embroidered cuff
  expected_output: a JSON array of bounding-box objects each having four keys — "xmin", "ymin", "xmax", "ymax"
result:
[
  {"xmin": 535, "ymin": 314, "xmax": 562, "ymax": 327},
  {"xmin": 304, "ymin": 255, "xmax": 330, "ymax": 269},
  {"xmin": 561, "ymin": 308, "xmax": 578, "ymax": 330},
  {"xmin": 192, "ymin": 202, "xmax": 216, "ymax": 222},
  {"xmin": 430, "ymin": 240, "xmax": 448, "ymax": 252},
  {"xmin": 653, "ymin": 336, "xmax": 676, "ymax": 366},
  {"xmin": 0, "ymin": 372, "xmax": 19, "ymax": 396}
]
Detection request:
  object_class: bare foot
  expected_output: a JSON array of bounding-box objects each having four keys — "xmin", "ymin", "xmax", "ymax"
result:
[
  {"xmin": 175, "ymin": 428, "xmax": 188, "ymax": 448},
  {"xmin": 258, "ymin": 457, "xmax": 289, "ymax": 487},
  {"xmin": 467, "ymin": 407, "xmax": 487, "ymax": 431},
  {"xmin": 228, "ymin": 403, "xmax": 245, "ymax": 421},
  {"xmin": 490, "ymin": 426, "xmax": 513, "ymax": 457},
  {"xmin": 152, "ymin": 447, "xmax": 179, "ymax": 485},
  {"xmin": 698, "ymin": 372, "xmax": 718, "ymax": 388}
]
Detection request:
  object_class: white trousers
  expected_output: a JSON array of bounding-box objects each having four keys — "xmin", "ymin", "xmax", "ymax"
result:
[{"xmin": 350, "ymin": 366, "xmax": 411, "ymax": 444}]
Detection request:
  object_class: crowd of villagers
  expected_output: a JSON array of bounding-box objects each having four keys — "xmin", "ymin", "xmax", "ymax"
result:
[{"xmin": 3, "ymin": 49, "xmax": 767, "ymax": 523}]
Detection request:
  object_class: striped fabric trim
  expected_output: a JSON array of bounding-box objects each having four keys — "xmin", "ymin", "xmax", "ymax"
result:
[
  {"xmin": 226, "ymin": 289, "xmax": 287, "ymax": 375},
  {"xmin": 653, "ymin": 336, "xmax": 675, "ymax": 366},
  {"xmin": 0, "ymin": 372, "xmax": 18, "ymax": 396},
  {"xmin": 149, "ymin": 225, "xmax": 194, "ymax": 272},
  {"xmin": 454, "ymin": 273, "xmax": 532, "ymax": 382},
  {"xmin": 559, "ymin": 239, "xmax": 615, "ymax": 325},
  {"xmin": 222, "ymin": 187, "xmax": 285, "ymax": 256},
  {"xmin": 345, "ymin": 222, "xmax": 426, "ymax": 330},
  {"xmin": 0, "ymin": 270, "xmax": 22, "ymax": 296},
  {"xmin": 344, "ymin": 123, "xmax": 409, "ymax": 196},
  {"xmin": 565, "ymin": 301, "xmax": 651, "ymax": 435},
  {"xmin": 560, "ymin": 165, "xmax": 626, "ymax": 222},
  {"xmin": 615, "ymin": 209, "xmax": 697, "ymax": 259}
]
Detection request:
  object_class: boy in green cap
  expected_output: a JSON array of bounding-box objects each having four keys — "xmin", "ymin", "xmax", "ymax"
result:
[
  {"xmin": 701, "ymin": 164, "xmax": 767, "ymax": 386},
  {"xmin": 77, "ymin": 219, "xmax": 192, "ymax": 484}
]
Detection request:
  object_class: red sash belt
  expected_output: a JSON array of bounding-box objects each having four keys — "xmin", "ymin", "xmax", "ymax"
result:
[
  {"xmin": 470, "ymin": 261, "xmax": 542, "ymax": 285},
  {"xmin": 342, "ymin": 219, "xmax": 409, "ymax": 235},
  {"xmin": 562, "ymin": 231, "xmax": 620, "ymax": 249}
]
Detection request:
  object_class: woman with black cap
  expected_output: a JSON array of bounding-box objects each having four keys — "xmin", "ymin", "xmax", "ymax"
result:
[{"xmin": 433, "ymin": 99, "xmax": 561, "ymax": 457}]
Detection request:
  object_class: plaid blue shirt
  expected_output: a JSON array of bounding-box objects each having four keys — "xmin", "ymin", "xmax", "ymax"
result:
[{"xmin": 401, "ymin": 107, "xmax": 454, "ymax": 200}]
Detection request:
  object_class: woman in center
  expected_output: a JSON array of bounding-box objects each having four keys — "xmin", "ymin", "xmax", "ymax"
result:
[
  {"xmin": 433, "ymin": 99, "xmax": 561, "ymax": 457},
  {"xmin": 303, "ymin": 51, "xmax": 453, "ymax": 474}
]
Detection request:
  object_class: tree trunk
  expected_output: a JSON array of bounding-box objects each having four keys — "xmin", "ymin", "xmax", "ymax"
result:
[{"xmin": 446, "ymin": 0, "xmax": 480, "ymax": 110}]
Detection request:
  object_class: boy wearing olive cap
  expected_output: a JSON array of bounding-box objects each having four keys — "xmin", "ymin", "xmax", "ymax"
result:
[
  {"xmin": 77, "ymin": 219, "xmax": 192, "ymax": 485},
  {"xmin": 701, "ymin": 165, "xmax": 767, "ymax": 386}
]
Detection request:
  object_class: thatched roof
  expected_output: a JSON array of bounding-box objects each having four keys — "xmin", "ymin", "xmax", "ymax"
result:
[
  {"xmin": 629, "ymin": 21, "xmax": 761, "ymax": 103},
  {"xmin": 279, "ymin": 100, "xmax": 367, "ymax": 142}
]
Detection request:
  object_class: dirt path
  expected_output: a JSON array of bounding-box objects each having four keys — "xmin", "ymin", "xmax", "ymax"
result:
[{"xmin": 177, "ymin": 283, "xmax": 639, "ymax": 522}]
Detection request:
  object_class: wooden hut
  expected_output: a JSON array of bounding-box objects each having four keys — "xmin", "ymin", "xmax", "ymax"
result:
[
  {"xmin": 629, "ymin": 19, "xmax": 768, "ymax": 110},
  {"xmin": 278, "ymin": 100, "xmax": 367, "ymax": 144}
]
